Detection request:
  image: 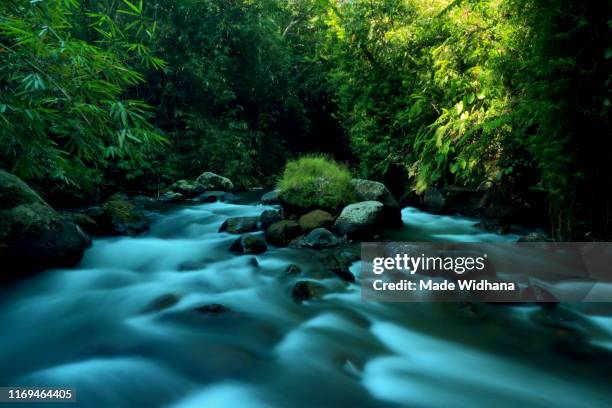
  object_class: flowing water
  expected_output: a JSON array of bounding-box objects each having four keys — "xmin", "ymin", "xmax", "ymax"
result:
[{"xmin": 2, "ymin": 196, "xmax": 612, "ymax": 407}]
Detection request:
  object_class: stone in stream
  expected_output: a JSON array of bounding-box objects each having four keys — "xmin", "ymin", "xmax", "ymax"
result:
[
  {"xmin": 195, "ymin": 303, "xmax": 232, "ymax": 315},
  {"xmin": 261, "ymin": 189, "xmax": 280, "ymax": 205},
  {"xmin": 285, "ymin": 264, "xmax": 301, "ymax": 275},
  {"xmin": 229, "ymin": 235, "xmax": 267, "ymax": 255},
  {"xmin": 298, "ymin": 209, "xmax": 335, "ymax": 231},
  {"xmin": 291, "ymin": 228, "xmax": 344, "ymax": 249},
  {"xmin": 260, "ymin": 209, "xmax": 283, "ymax": 230},
  {"xmin": 99, "ymin": 194, "xmax": 150, "ymax": 235},
  {"xmin": 351, "ymin": 179, "xmax": 402, "ymax": 227},
  {"xmin": 265, "ymin": 220, "xmax": 301, "ymax": 247},
  {"xmin": 332, "ymin": 201, "xmax": 385, "ymax": 238},
  {"xmin": 0, "ymin": 170, "xmax": 92, "ymax": 278},
  {"xmin": 219, "ymin": 216, "xmax": 260, "ymax": 234},
  {"xmin": 141, "ymin": 293, "xmax": 181, "ymax": 313},
  {"xmin": 196, "ymin": 171, "xmax": 234, "ymax": 191},
  {"xmin": 292, "ymin": 281, "xmax": 327, "ymax": 302}
]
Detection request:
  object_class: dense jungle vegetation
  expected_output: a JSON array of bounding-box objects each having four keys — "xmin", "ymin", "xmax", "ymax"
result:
[{"xmin": 0, "ymin": 0, "xmax": 610, "ymax": 239}]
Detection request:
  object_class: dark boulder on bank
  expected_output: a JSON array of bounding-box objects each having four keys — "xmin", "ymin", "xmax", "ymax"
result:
[{"xmin": 0, "ymin": 170, "xmax": 91, "ymax": 278}]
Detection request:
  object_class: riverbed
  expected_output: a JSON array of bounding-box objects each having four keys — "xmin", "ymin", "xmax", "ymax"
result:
[{"xmin": 1, "ymin": 197, "xmax": 611, "ymax": 407}]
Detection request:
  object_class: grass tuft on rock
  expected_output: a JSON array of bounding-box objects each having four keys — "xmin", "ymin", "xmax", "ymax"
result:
[{"xmin": 278, "ymin": 156, "xmax": 356, "ymax": 214}]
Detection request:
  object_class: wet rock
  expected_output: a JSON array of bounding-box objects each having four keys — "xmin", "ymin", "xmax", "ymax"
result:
[
  {"xmin": 331, "ymin": 266, "xmax": 356, "ymax": 283},
  {"xmin": 333, "ymin": 201, "xmax": 385, "ymax": 238},
  {"xmin": 229, "ymin": 235, "xmax": 267, "ymax": 255},
  {"xmin": 196, "ymin": 172, "xmax": 234, "ymax": 191},
  {"xmin": 260, "ymin": 209, "xmax": 283, "ymax": 230},
  {"xmin": 518, "ymin": 232, "xmax": 548, "ymax": 243},
  {"xmin": 219, "ymin": 216, "xmax": 260, "ymax": 234},
  {"xmin": 195, "ymin": 303, "xmax": 232, "ymax": 314},
  {"xmin": 351, "ymin": 179, "xmax": 402, "ymax": 227},
  {"xmin": 285, "ymin": 264, "xmax": 301, "ymax": 275},
  {"xmin": 261, "ymin": 189, "xmax": 280, "ymax": 205},
  {"xmin": 100, "ymin": 194, "xmax": 149, "ymax": 235},
  {"xmin": 266, "ymin": 220, "xmax": 301, "ymax": 247},
  {"xmin": 298, "ymin": 209, "xmax": 334, "ymax": 231},
  {"xmin": 142, "ymin": 294, "xmax": 180, "ymax": 313},
  {"xmin": 423, "ymin": 187, "xmax": 446, "ymax": 214},
  {"xmin": 292, "ymin": 228, "xmax": 344, "ymax": 249},
  {"xmin": 159, "ymin": 191, "xmax": 185, "ymax": 203},
  {"xmin": 0, "ymin": 171, "xmax": 91, "ymax": 278},
  {"xmin": 170, "ymin": 179, "xmax": 205, "ymax": 198},
  {"xmin": 292, "ymin": 281, "xmax": 326, "ymax": 302},
  {"xmin": 195, "ymin": 191, "xmax": 234, "ymax": 203}
]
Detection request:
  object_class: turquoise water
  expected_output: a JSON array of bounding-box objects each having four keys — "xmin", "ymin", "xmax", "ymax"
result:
[{"xmin": 1, "ymin": 199, "xmax": 611, "ymax": 407}]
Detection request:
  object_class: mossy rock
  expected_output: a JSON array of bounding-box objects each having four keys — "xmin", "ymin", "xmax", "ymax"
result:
[
  {"xmin": 101, "ymin": 195, "xmax": 149, "ymax": 235},
  {"xmin": 298, "ymin": 209, "xmax": 335, "ymax": 231},
  {"xmin": 0, "ymin": 171, "xmax": 91, "ymax": 278},
  {"xmin": 0, "ymin": 170, "xmax": 45, "ymax": 209},
  {"xmin": 278, "ymin": 156, "xmax": 357, "ymax": 215}
]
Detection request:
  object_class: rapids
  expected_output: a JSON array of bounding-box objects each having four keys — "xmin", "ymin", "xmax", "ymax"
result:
[{"xmin": 1, "ymin": 196, "xmax": 611, "ymax": 407}]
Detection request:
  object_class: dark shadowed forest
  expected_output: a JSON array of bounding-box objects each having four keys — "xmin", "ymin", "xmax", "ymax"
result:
[{"xmin": 1, "ymin": 0, "xmax": 610, "ymax": 239}]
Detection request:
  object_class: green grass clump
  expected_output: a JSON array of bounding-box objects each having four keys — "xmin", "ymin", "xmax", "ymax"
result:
[{"xmin": 278, "ymin": 156, "xmax": 356, "ymax": 213}]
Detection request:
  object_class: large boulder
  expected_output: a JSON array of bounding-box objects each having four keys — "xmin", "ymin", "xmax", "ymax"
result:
[
  {"xmin": 291, "ymin": 228, "xmax": 344, "ymax": 249},
  {"xmin": 0, "ymin": 171, "xmax": 91, "ymax": 278},
  {"xmin": 219, "ymin": 216, "xmax": 260, "ymax": 234},
  {"xmin": 230, "ymin": 235, "xmax": 267, "ymax": 255},
  {"xmin": 333, "ymin": 201, "xmax": 385, "ymax": 238},
  {"xmin": 196, "ymin": 172, "xmax": 234, "ymax": 191},
  {"xmin": 265, "ymin": 220, "xmax": 301, "ymax": 247},
  {"xmin": 351, "ymin": 179, "xmax": 402, "ymax": 227},
  {"xmin": 169, "ymin": 179, "xmax": 204, "ymax": 198},
  {"xmin": 100, "ymin": 195, "xmax": 149, "ymax": 235},
  {"xmin": 261, "ymin": 189, "xmax": 280, "ymax": 205},
  {"xmin": 298, "ymin": 209, "xmax": 334, "ymax": 231}
]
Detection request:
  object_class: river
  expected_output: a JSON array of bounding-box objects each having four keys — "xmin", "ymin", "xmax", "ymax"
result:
[{"xmin": 1, "ymin": 195, "xmax": 611, "ymax": 407}]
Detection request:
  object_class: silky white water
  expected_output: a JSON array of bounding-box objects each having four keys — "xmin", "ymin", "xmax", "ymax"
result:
[{"xmin": 1, "ymin": 198, "xmax": 611, "ymax": 407}]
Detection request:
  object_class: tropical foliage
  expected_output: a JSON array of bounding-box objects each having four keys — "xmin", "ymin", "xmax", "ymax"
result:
[{"xmin": 0, "ymin": 0, "xmax": 610, "ymax": 238}]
